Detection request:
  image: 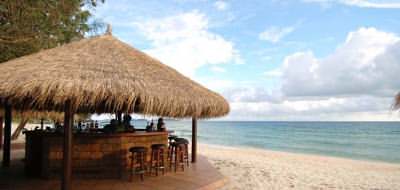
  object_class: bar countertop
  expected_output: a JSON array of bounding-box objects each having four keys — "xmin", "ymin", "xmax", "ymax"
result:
[{"xmin": 24, "ymin": 130, "xmax": 168, "ymax": 137}]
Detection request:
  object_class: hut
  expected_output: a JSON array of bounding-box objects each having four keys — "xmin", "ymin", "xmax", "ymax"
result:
[{"xmin": 0, "ymin": 29, "xmax": 229, "ymax": 190}]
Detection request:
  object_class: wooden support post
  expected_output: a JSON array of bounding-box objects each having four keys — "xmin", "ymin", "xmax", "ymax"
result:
[
  {"xmin": 191, "ymin": 117, "xmax": 197, "ymax": 163},
  {"xmin": 62, "ymin": 100, "xmax": 74, "ymax": 190},
  {"xmin": 0, "ymin": 116, "xmax": 3, "ymax": 149},
  {"xmin": 2, "ymin": 103, "xmax": 12, "ymax": 167},
  {"xmin": 40, "ymin": 118, "xmax": 44, "ymax": 130}
]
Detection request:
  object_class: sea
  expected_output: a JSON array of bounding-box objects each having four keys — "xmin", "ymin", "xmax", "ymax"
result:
[{"xmin": 101, "ymin": 120, "xmax": 400, "ymax": 164}]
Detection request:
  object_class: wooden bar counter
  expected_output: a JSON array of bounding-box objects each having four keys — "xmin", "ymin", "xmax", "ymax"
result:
[{"xmin": 24, "ymin": 131, "xmax": 168, "ymax": 178}]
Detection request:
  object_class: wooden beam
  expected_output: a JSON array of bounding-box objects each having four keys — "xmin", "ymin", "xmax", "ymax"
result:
[
  {"xmin": 62, "ymin": 100, "xmax": 74, "ymax": 190},
  {"xmin": 11, "ymin": 117, "xmax": 28, "ymax": 140},
  {"xmin": 191, "ymin": 117, "xmax": 197, "ymax": 163},
  {"xmin": 2, "ymin": 103, "xmax": 12, "ymax": 167},
  {"xmin": 0, "ymin": 116, "xmax": 3, "ymax": 149}
]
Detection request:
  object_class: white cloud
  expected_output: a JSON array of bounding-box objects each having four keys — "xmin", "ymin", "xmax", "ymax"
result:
[
  {"xmin": 135, "ymin": 10, "xmax": 241, "ymax": 77},
  {"xmin": 259, "ymin": 26, "xmax": 295, "ymax": 43},
  {"xmin": 223, "ymin": 96, "xmax": 396, "ymax": 121},
  {"xmin": 214, "ymin": 1, "xmax": 229, "ymax": 11},
  {"xmin": 261, "ymin": 55, "xmax": 273, "ymax": 61},
  {"xmin": 210, "ymin": 66, "xmax": 226, "ymax": 73},
  {"xmin": 304, "ymin": 0, "xmax": 400, "ymax": 8},
  {"xmin": 344, "ymin": 0, "xmax": 400, "ymax": 8},
  {"xmin": 222, "ymin": 86, "xmax": 283, "ymax": 103},
  {"xmin": 220, "ymin": 27, "xmax": 400, "ymax": 121},
  {"xmin": 264, "ymin": 68, "xmax": 282, "ymax": 78},
  {"xmin": 197, "ymin": 78, "xmax": 235, "ymax": 92},
  {"xmin": 281, "ymin": 27, "xmax": 400, "ymax": 97}
]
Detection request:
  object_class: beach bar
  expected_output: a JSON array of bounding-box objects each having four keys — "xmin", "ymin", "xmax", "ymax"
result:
[
  {"xmin": 24, "ymin": 131, "xmax": 168, "ymax": 178},
  {"xmin": 0, "ymin": 26, "xmax": 229, "ymax": 190}
]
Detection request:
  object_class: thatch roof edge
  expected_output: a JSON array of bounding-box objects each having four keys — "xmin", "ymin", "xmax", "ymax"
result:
[{"xmin": 0, "ymin": 35, "xmax": 229, "ymax": 118}]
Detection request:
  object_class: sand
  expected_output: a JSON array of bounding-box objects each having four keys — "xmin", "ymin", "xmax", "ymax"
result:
[
  {"xmin": 5, "ymin": 124, "xmax": 400, "ymax": 189},
  {"xmin": 200, "ymin": 144, "xmax": 400, "ymax": 190}
]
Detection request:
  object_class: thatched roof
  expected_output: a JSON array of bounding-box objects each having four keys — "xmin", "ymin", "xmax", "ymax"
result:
[
  {"xmin": 0, "ymin": 108, "xmax": 58, "ymax": 121},
  {"xmin": 0, "ymin": 108, "xmax": 88, "ymax": 122},
  {"xmin": 0, "ymin": 34, "xmax": 229, "ymax": 118}
]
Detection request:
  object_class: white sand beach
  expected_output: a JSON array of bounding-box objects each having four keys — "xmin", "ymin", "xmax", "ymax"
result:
[
  {"xmin": 200, "ymin": 144, "xmax": 400, "ymax": 190},
  {"xmin": 5, "ymin": 124, "xmax": 400, "ymax": 189}
]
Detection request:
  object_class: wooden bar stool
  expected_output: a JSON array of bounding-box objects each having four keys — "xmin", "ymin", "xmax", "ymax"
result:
[
  {"xmin": 175, "ymin": 138, "xmax": 189, "ymax": 167},
  {"xmin": 150, "ymin": 144, "xmax": 166, "ymax": 176},
  {"xmin": 175, "ymin": 143, "xmax": 186, "ymax": 172},
  {"xmin": 170, "ymin": 138, "xmax": 189, "ymax": 172},
  {"xmin": 168, "ymin": 135, "xmax": 177, "ymax": 143},
  {"xmin": 168, "ymin": 135, "xmax": 177, "ymax": 162},
  {"xmin": 168, "ymin": 141, "xmax": 176, "ymax": 171},
  {"xmin": 129, "ymin": 146, "xmax": 147, "ymax": 182}
]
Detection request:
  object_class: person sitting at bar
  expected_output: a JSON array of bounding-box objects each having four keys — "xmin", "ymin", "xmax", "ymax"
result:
[
  {"xmin": 157, "ymin": 117, "xmax": 166, "ymax": 132},
  {"xmin": 146, "ymin": 120, "xmax": 155, "ymax": 132},
  {"xmin": 123, "ymin": 114, "xmax": 135, "ymax": 132},
  {"xmin": 54, "ymin": 121, "xmax": 64, "ymax": 133},
  {"xmin": 103, "ymin": 119, "xmax": 118, "ymax": 133}
]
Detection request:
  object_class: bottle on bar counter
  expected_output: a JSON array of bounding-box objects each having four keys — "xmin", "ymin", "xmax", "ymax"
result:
[
  {"xmin": 146, "ymin": 121, "xmax": 152, "ymax": 132},
  {"xmin": 150, "ymin": 119, "xmax": 155, "ymax": 131},
  {"xmin": 78, "ymin": 121, "xmax": 82, "ymax": 133}
]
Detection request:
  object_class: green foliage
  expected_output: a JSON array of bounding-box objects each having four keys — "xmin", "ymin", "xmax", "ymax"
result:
[{"xmin": 0, "ymin": 0, "xmax": 105, "ymax": 63}]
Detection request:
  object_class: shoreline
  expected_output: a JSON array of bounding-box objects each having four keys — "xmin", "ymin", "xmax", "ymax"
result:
[
  {"xmin": 11, "ymin": 123, "xmax": 400, "ymax": 165},
  {"xmin": 199, "ymin": 142, "xmax": 400, "ymax": 166},
  {"xmin": 200, "ymin": 143, "xmax": 400, "ymax": 190}
]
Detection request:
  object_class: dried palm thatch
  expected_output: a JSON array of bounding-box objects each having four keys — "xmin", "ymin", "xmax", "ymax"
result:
[
  {"xmin": 19, "ymin": 111, "xmax": 88, "ymax": 122},
  {"xmin": 0, "ymin": 108, "xmax": 87, "ymax": 122},
  {"xmin": 0, "ymin": 34, "xmax": 229, "ymax": 118}
]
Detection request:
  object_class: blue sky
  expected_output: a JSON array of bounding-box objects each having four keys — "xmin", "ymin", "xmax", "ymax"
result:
[{"xmin": 92, "ymin": 0, "xmax": 400, "ymax": 121}]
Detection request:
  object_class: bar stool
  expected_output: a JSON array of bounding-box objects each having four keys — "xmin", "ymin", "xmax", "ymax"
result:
[
  {"xmin": 150, "ymin": 144, "xmax": 166, "ymax": 176},
  {"xmin": 168, "ymin": 135, "xmax": 177, "ymax": 162},
  {"xmin": 170, "ymin": 138, "xmax": 189, "ymax": 172},
  {"xmin": 175, "ymin": 138, "xmax": 189, "ymax": 167},
  {"xmin": 168, "ymin": 135, "xmax": 177, "ymax": 143},
  {"xmin": 129, "ymin": 146, "xmax": 147, "ymax": 182}
]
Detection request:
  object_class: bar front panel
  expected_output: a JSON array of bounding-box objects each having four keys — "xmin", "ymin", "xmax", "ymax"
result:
[{"xmin": 25, "ymin": 131, "xmax": 168, "ymax": 178}]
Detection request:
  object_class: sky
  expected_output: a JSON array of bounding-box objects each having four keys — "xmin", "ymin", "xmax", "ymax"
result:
[{"xmin": 91, "ymin": 0, "xmax": 400, "ymax": 121}]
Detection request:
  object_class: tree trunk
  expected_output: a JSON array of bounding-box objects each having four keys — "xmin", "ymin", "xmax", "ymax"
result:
[{"xmin": 0, "ymin": 116, "xmax": 3, "ymax": 149}]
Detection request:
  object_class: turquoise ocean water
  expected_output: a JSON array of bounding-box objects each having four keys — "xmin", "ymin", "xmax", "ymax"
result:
[{"xmin": 103, "ymin": 120, "xmax": 400, "ymax": 164}]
